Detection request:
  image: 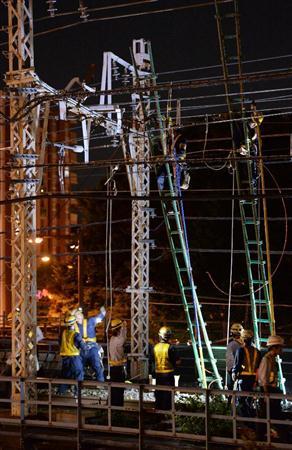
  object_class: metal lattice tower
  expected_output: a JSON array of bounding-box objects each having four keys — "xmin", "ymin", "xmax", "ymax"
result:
[
  {"xmin": 99, "ymin": 40, "xmax": 153, "ymax": 379},
  {"xmin": 127, "ymin": 40, "xmax": 152, "ymax": 379},
  {"xmin": 6, "ymin": 0, "xmax": 38, "ymax": 414}
]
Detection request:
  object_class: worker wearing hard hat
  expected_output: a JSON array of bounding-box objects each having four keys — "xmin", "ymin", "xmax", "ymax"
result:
[
  {"xmin": 72, "ymin": 305, "xmax": 106, "ymax": 382},
  {"xmin": 232, "ymin": 329, "xmax": 261, "ymax": 417},
  {"xmin": 58, "ymin": 314, "xmax": 86, "ymax": 395},
  {"xmin": 109, "ymin": 319, "xmax": 127, "ymax": 407},
  {"xmin": 151, "ymin": 326, "xmax": 180, "ymax": 410},
  {"xmin": 226, "ymin": 323, "xmax": 243, "ymax": 391},
  {"xmin": 257, "ymin": 335, "xmax": 286, "ymax": 440},
  {"xmin": 258, "ymin": 335, "xmax": 284, "ymax": 393}
]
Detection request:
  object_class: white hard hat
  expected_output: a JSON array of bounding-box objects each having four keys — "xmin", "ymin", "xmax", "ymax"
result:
[
  {"xmin": 266, "ymin": 335, "xmax": 284, "ymax": 347},
  {"xmin": 230, "ymin": 323, "xmax": 243, "ymax": 335}
]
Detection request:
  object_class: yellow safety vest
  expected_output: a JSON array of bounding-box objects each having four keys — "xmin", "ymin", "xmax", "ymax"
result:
[
  {"xmin": 241, "ymin": 347, "xmax": 259, "ymax": 376},
  {"xmin": 109, "ymin": 358, "xmax": 127, "ymax": 367},
  {"xmin": 60, "ymin": 330, "xmax": 80, "ymax": 357},
  {"xmin": 154, "ymin": 343, "xmax": 174, "ymax": 374}
]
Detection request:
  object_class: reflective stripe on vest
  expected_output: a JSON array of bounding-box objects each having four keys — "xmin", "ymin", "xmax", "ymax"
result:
[
  {"xmin": 154, "ymin": 342, "xmax": 174, "ymax": 374},
  {"xmin": 109, "ymin": 358, "xmax": 127, "ymax": 367},
  {"xmin": 241, "ymin": 347, "xmax": 258, "ymax": 376},
  {"xmin": 60, "ymin": 330, "xmax": 80, "ymax": 356},
  {"xmin": 79, "ymin": 318, "xmax": 97, "ymax": 343}
]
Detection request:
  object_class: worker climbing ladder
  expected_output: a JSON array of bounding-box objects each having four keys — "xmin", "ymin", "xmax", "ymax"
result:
[
  {"xmin": 214, "ymin": 0, "xmax": 286, "ymax": 393},
  {"xmin": 147, "ymin": 43, "xmax": 223, "ymax": 389}
]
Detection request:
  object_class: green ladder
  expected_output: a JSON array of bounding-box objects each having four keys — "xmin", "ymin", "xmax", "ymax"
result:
[
  {"xmin": 214, "ymin": 0, "xmax": 286, "ymax": 394},
  {"xmin": 148, "ymin": 43, "xmax": 222, "ymax": 389}
]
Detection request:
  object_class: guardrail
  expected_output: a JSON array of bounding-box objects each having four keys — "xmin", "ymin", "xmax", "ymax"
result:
[{"xmin": 0, "ymin": 376, "xmax": 291, "ymax": 449}]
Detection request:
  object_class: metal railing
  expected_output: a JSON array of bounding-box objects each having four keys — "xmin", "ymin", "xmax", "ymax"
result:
[{"xmin": 0, "ymin": 376, "xmax": 291, "ymax": 449}]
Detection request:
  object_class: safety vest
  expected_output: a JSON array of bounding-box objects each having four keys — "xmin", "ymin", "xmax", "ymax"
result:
[
  {"xmin": 60, "ymin": 330, "xmax": 80, "ymax": 357},
  {"xmin": 154, "ymin": 343, "xmax": 174, "ymax": 374},
  {"xmin": 74, "ymin": 319, "xmax": 97, "ymax": 343},
  {"xmin": 240, "ymin": 346, "xmax": 259, "ymax": 376},
  {"xmin": 109, "ymin": 358, "xmax": 127, "ymax": 367}
]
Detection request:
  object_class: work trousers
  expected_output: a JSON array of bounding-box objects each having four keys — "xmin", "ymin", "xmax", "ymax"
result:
[
  {"xmin": 237, "ymin": 376, "xmax": 256, "ymax": 418},
  {"xmin": 80, "ymin": 344, "xmax": 104, "ymax": 382},
  {"xmin": 110, "ymin": 365, "xmax": 126, "ymax": 407},
  {"xmin": 59, "ymin": 355, "xmax": 84, "ymax": 394},
  {"xmin": 155, "ymin": 372, "xmax": 175, "ymax": 411}
]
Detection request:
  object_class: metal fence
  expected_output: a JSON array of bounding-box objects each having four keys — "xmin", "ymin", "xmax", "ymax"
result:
[{"xmin": 0, "ymin": 376, "xmax": 291, "ymax": 449}]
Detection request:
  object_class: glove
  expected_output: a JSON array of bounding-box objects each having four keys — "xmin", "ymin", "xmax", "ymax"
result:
[
  {"xmin": 232, "ymin": 373, "xmax": 237, "ymax": 382},
  {"xmin": 100, "ymin": 306, "xmax": 106, "ymax": 315}
]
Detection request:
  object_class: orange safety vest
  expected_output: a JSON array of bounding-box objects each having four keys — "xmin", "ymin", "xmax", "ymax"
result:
[
  {"xmin": 154, "ymin": 343, "xmax": 174, "ymax": 374},
  {"xmin": 240, "ymin": 346, "xmax": 259, "ymax": 376}
]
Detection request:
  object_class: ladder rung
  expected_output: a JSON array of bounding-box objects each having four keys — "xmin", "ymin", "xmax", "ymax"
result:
[
  {"xmin": 183, "ymin": 287, "xmax": 192, "ymax": 291},
  {"xmin": 174, "ymin": 249, "xmax": 183, "ymax": 253},
  {"xmin": 257, "ymin": 319, "xmax": 270, "ymax": 324},
  {"xmin": 170, "ymin": 231, "xmax": 182, "ymax": 235},
  {"xmin": 255, "ymin": 300, "xmax": 266, "ymax": 304},
  {"xmin": 224, "ymin": 34, "xmax": 236, "ymax": 40},
  {"xmin": 247, "ymin": 240, "xmax": 263, "ymax": 245},
  {"xmin": 253, "ymin": 280, "xmax": 265, "ymax": 284},
  {"xmin": 250, "ymin": 260, "xmax": 265, "ymax": 265},
  {"xmin": 240, "ymin": 200, "xmax": 257, "ymax": 205},
  {"xmin": 223, "ymin": 13, "xmax": 236, "ymax": 18},
  {"xmin": 179, "ymin": 268, "xmax": 188, "ymax": 272},
  {"xmin": 244, "ymin": 219, "xmax": 260, "ymax": 225}
]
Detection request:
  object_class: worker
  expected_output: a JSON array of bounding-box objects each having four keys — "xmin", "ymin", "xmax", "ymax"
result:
[
  {"xmin": 232, "ymin": 329, "xmax": 261, "ymax": 418},
  {"xmin": 73, "ymin": 305, "xmax": 106, "ymax": 382},
  {"xmin": 157, "ymin": 130, "xmax": 189, "ymax": 192},
  {"xmin": 257, "ymin": 335, "xmax": 286, "ymax": 440},
  {"xmin": 58, "ymin": 314, "xmax": 85, "ymax": 396},
  {"xmin": 226, "ymin": 323, "xmax": 243, "ymax": 392},
  {"xmin": 109, "ymin": 319, "xmax": 127, "ymax": 407},
  {"xmin": 151, "ymin": 326, "xmax": 180, "ymax": 411}
]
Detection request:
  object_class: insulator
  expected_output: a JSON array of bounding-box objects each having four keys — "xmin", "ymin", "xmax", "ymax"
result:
[
  {"xmin": 112, "ymin": 61, "xmax": 120, "ymax": 81},
  {"xmin": 78, "ymin": 1, "xmax": 89, "ymax": 21},
  {"xmin": 121, "ymin": 68, "xmax": 131, "ymax": 86},
  {"xmin": 111, "ymin": 136, "xmax": 120, "ymax": 147},
  {"xmin": 46, "ymin": 0, "xmax": 57, "ymax": 17}
]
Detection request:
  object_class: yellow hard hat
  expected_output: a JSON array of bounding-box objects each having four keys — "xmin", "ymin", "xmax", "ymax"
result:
[
  {"xmin": 64, "ymin": 315, "xmax": 76, "ymax": 326},
  {"xmin": 158, "ymin": 326, "xmax": 172, "ymax": 340},
  {"xmin": 111, "ymin": 319, "xmax": 122, "ymax": 330}
]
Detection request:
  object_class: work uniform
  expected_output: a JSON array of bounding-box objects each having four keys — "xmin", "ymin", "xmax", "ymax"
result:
[
  {"xmin": 257, "ymin": 351, "xmax": 284, "ymax": 438},
  {"xmin": 233, "ymin": 345, "xmax": 261, "ymax": 417},
  {"xmin": 75, "ymin": 311, "xmax": 105, "ymax": 381},
  {"xmin": 109, "ymin": 325, "xmax": 127, "ymax": 407},
  {"xmin": 59, "ymin": 329, "xmax": 85, "ymax": 394},
  {"xmin": 152, "ymin": 342, "xmax": 179, "ymax": 410},
  {"xmin": 226, "ymin": 338, "xmax": 242, "ymax": 390}
]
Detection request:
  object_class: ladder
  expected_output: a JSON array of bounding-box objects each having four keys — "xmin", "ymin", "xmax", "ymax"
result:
[
  {"xmin": 214, "ymin": 0, "xmax": 286, "ymax": 393},
  {"xmin": 148, "ymin": 43, "xmax": 223, "ymax": 389}
]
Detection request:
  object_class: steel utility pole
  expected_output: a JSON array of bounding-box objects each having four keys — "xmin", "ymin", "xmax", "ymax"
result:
[{"xmin": 6, "ymin": 0, "xmax": 38, "ymax": 414}]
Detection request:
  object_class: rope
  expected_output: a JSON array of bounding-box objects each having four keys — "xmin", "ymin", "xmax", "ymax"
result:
[
  {"xmin": 105, "ymin": 170, "xmax": 114, "ymax": 379},
  {"xmin": 225, "ymin": 168, "xmax": 235, "ymax": 388}
]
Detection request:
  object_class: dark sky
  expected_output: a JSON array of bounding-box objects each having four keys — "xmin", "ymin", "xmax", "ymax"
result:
[{"xmin": 7, "ymin": 0, "xmax": 290, "ymax": 90}]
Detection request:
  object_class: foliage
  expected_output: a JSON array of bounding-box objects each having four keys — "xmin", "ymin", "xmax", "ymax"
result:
[{"xmin": 175, "ymin": 394, "xmax": 232, "ymax": 437}]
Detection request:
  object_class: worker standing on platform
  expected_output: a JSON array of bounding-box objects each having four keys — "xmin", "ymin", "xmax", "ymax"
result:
[
  {"xmin": 232, "ymin": 329, "xmax": 261, "ymax": 417},
  {"xmin": 151, "ymin": 326, "xmax": 180, "ymax": 411},
  {"xmin": 73, "ymin": 306, "xmax": 106, "ymax": 382},
  {"xmin": 257, "ymin": 335, "xmax": 286, "ymax": 439},
  {"xmin": 58, "ymin": 314, "xmax": 85, "ymax": 395},
  {"xmin": 109, "ymin": 319, "xmax": 127, "ymax": 407},
  {"xmin": 226, "ymin": 323, "xmax": 243, "ymax": 391}
]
